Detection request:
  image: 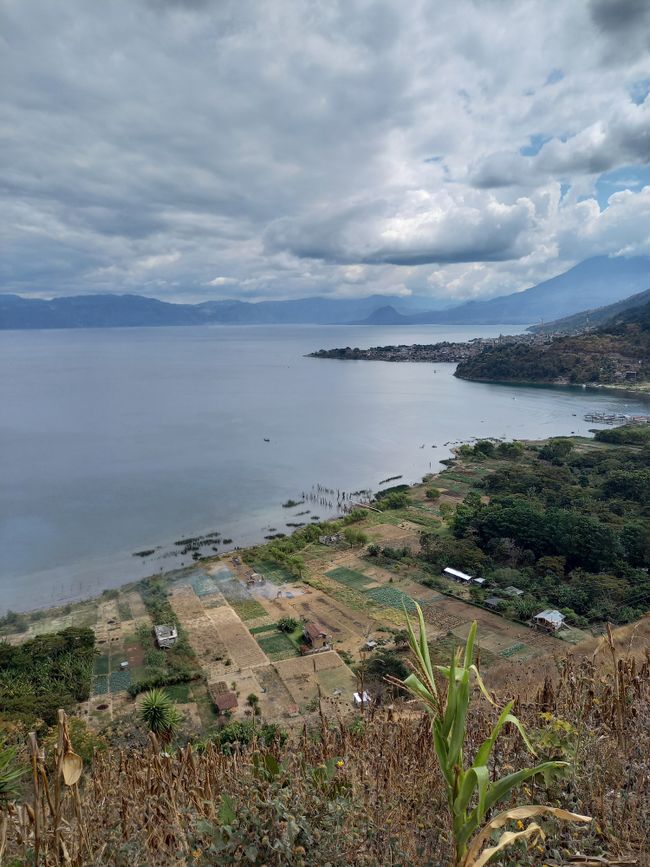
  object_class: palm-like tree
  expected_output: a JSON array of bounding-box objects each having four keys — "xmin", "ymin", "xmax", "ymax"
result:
[{"xmin": 139, "ymin": 688, "xmax": 182, "ymax": 743}]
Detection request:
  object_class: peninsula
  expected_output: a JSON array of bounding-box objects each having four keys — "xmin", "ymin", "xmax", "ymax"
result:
[
  {"xmin": 307, "ymin": 333, "xmax": 547, "ymax": 364},
  {"xmin": 309, "ymin": 296, "xmax": 650, "ymax": 391}
]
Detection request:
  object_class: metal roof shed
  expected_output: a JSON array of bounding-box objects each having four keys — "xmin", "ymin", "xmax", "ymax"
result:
[{"xmin": 443, "ymin": 567, "xmax": 473, "ymax": 582}]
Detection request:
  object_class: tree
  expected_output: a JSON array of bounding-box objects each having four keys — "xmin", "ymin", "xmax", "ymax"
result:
[
  {"xmin": 497, "ymin": 440, "xmax": 524, "ymax": 458},
  {"xmin": 539, "ymin": 438, "xmax": 573, "ymax": 463},
  {"xmin": 620, "ymin": 521, "xmax": 650, "ymax": 568},
  {"xmin": 277, "ymin": 617, "xmax": 298, "ymax": 633},
  {"xmin": 343, "ymin": 526, "xmax": 368, "ymax": 546},
  {"xmin": 378, "ymin": 491, "xmax": 409, "ymax": 510},
  {"xmin": 363, "ymin": 649, "xmax": 409, "ymax": 684},
  {"xmin": 393, "ymin": 629, "xmax": 410, "ymax": 650},
  {"xmin": 473, "ymin": 439, "xmax": 495, "ymax": 457},
  {"xmin": 139, "ymin": 688, "xmax": 182, "ymax": 743}
]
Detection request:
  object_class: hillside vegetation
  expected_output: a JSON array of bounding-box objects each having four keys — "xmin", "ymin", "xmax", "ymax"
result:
[
  {"xmin": 528, "ymin": 287, "xmax": 650, "ymax": 335},
  {"xmin": 456, "ymin": 301, "xmax": 650, "ymax": 386},
  {"xmin": 1, "ymin": 635, "xmax": 649, "ymax": 865}
]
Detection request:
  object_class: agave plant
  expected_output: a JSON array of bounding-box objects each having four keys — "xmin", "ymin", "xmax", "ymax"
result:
[
  {"xmin": 139, "ymin": 688, "xmax": 182, "ymax": 743},
  {"xmin": 0, "ymin": 744, "xmax": 24, "ymax": 806},
  {"xmin": 398, "ymin": 604, "xmax": 590, "ymax": 866}
]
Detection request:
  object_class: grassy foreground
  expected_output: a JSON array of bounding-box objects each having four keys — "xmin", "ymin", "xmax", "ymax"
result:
[{"xmin": 1, "ymin": 634, "xmax": 649, "ymax": 866}]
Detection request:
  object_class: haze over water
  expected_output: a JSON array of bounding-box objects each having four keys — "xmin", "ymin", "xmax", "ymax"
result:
[{"xmin": 2, "ymin": 323, "xmax": 649, "ymax": 614}]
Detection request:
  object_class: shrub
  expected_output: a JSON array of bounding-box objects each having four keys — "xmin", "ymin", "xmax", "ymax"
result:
[{"xmin": 277, "ymin": 617, "xmax": 299, "ymax": 633}]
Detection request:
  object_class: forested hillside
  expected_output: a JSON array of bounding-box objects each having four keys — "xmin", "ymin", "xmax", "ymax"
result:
[{"xmin": 455, "ymin": 301, "xmax": 650, "ymax": 385}]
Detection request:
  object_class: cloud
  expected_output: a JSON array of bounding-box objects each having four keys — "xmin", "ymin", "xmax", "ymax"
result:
[
  {"xmin": 0, "ymin": 0, "xmax": 649, "ymax": 303},
  {"xmin": 265, "ymin": 189, "xmax": 537, "ymax": 265},
  {"xmin": 205, "ymin": 276, "xmax": 238, "ymax": 286},
  {"xmin": 472, "ymin": 97, "xmax": 650, "ymax": 187}
]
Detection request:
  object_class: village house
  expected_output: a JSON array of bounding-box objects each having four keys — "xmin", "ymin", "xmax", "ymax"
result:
[
  {"xmin": 154, "ymin": 624, "xmax": 178, "ymax": 649},
  {"xmin": 303, "ymin": 620, "xmax": 329, "ymax": 650},
  {"xmin": 213, "ymin": 691, "xmax": 238, "ymax": 715},
  {"xmin": 532, "ymin": 609, "xmax": 566, "ymax": 632},
  {"xmin": 503, "ymin": 586, "xmax": 524, "ymax": 598},
  {"xmin": 484, "ymin": 596, "xmax": 503, "ymax": 610}
]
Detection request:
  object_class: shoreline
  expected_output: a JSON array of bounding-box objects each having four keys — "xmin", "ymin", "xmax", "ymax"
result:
[
  {"xmin": 0, "ymin": 428, "xmax": 594, "ymax": 626},
  {"xmin": 1, "ymin": 444, "xmax": 478, "ymax": 624}
]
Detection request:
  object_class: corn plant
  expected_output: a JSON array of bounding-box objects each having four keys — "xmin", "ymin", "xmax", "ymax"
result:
[{"xmin": 398, "ymin": 604, "xmax": 590, "ymax": 866}]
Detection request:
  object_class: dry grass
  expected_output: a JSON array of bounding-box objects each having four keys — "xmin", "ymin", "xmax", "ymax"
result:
[{"xmin": 2, "ymin": 640, "xmax": 649, "ymax": 866}]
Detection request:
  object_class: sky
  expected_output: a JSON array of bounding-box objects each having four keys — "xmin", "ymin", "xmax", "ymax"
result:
[{"xmin": 1, "ymin": 0, "xmax": 649, "ymax": 304}]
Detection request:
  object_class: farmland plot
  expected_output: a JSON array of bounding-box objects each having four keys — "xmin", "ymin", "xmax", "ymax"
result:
[{"xmin": 206, "ymin": 606, "xmax": 268, "ymax": 669}]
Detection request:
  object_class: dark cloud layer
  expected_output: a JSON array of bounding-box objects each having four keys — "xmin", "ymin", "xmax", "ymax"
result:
[{"xmin": 1, "ymin": 0, "xmax": 649, "ymax": 302}]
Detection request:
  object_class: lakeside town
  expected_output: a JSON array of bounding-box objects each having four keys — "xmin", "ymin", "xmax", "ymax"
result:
[{"xmin": 308, "ymin": 332, "xmax": 552, "ymax": 364}]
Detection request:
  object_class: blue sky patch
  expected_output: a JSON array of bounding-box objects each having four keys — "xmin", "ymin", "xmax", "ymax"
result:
[
  {"xmin": 596, "ymin": 166, "xmax": 650, "ymax": 208},
  {"xmin": 520, "ymin": 133, "xmax": 551, "ymax": 156}
]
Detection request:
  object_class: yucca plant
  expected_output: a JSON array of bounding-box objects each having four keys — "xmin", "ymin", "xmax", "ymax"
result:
[
  {"xmin": 0, "ymin": 743, "xmax": 24, "ymax": 806},
  {"xmin": 139, "ymin": 688, "xmax": 182, "ymax": 743},
  {"xmin": 398, "ymin": 604, "xmax": 590, "ymax": 866}
]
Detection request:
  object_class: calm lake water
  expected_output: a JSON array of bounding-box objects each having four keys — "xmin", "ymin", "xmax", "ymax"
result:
[{"xmin": 2, "ymin": 323, "xmax": 649, "ymax": 614}]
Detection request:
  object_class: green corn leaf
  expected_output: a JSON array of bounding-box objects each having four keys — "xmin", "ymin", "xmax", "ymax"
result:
[
  {"xmin": 501, "ymin": 712, "xmax": 537, "ymax": 757},
  {"xmin": 483, "ymin": 761, "xmax": 569, "ymax": 814},
  {"xmin": 433, "ymin": 724, "xmax": 454, "ymax": 788},
  {"xmin": 453, "ymin": 763, "xmax": 490, "ymax": 819},
  {"xmin": 442, "ymin": 651, "xmax": 459, "ymax": 738},
  {"xmin": 468, "ymin": 664, "xmax": 496, "ymax": 706},
  {"xmin": 472, "ymin": 701, "xmax": 516, "ymax": 769},
  {"xmin": 415, "ymin": 602, "xmax": 433, "ymax": 676},
  {"xmin": 448, "ymin": 670, "xmax": 471, "ymax": 764},
  {"xmin": 463, "ymin": 621, "xmax": 477, "ymax": 669},
  {"xmin": 403, "ymin": 672, "xmax": 437, "ymax": 711}
]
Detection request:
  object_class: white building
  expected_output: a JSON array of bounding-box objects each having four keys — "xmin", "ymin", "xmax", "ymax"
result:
[
  {"xmin": 154, "ymin": 624, "xmax": 178, "ymax": 648},
  {"xmin": 443, "ymin": 567, "xmax": 473, "ymax": 583},
  {"xmin": 533, "ymin": 610, "xmax": 566, "ymax": 632}
]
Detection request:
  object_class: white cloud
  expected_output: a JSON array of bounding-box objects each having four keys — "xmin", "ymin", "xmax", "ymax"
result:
[
  {"xmin": 0, "ymin": 0, "xmax": 649, "ymax": 303},
  {"xmin": 205, "ymin": 276, "xmax": 238, "ymax": 286}
]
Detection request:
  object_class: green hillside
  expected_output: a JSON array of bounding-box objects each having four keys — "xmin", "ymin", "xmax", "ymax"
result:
[
  {"xmin": 456, "ymin": 300, "xmax": 650, "ymax": 386},
  {"xmin": 528, "ymin": 287, "xmax": 650, "ymax": 335}
]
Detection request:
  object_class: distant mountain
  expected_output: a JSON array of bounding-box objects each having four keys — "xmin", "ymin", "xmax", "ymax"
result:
[
  {"xmin": 353, "ymin": 256, "xmax": 650, "ymax": 326},
  {"xmin": 350, "ymin": 305, "xmax": 410, "ymax": 325},
  {"xmin": 3, "ymin": 255, "xmax": 649, "ymax": 330},
  {"xmin": 0, "ymin": 292, "xmax": 448, "ymax": 330},
  {"xmin": 527, "ymin": 287, "xmax": 650, "ymax": 334}
]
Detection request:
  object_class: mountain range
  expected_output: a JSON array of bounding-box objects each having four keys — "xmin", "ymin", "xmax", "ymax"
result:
[
  {"xmin": 1, "ymin": 255, "xmax": 648, "ymax": 330},
  {"xmin": 0, "ymin": 292, "xmax": 447, "ymax": 330},
  {"xmin": 526, "ymin": 287, "xmax": 650, "ymax": 334},
  {"xmin": 353, "ymin": 256, "xmax": 650, "ymax": 326}
]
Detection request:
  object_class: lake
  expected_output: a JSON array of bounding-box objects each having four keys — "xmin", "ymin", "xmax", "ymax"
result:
[{"xmin": 1, "ymin": 323, "xmax": 648, "ymax": 614}]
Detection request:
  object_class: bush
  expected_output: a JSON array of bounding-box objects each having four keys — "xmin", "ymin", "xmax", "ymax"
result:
[
  {"xmin": 277, "ymin": 617, "xmax": 298, "ymax": 633},
  {"xmin": 377, "ymin": 491, "xmax": 409, "ymax": 510},
  {"xmin": 343, "ymin": 527, "xmax": 368, "ymax": 546},
  {"xmin": 425, "ymin": 488, "xmax": 440, "ymax": 500}
]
